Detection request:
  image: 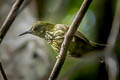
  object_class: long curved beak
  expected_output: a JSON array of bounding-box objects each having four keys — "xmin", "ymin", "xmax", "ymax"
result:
[{"xmin": 19, "ymin": 30, "xmax": 32, "ymax": 36}]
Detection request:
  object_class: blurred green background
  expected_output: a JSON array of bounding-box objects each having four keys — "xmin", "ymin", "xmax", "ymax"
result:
[{"xmin": 0, "ymin": 0, "xmax": 119, "ymax": 80}]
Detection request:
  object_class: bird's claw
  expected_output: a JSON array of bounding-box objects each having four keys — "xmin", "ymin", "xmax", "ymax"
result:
[{"xmin": 56, "ymin": 55, "xmax": 61, "ymax": 59}]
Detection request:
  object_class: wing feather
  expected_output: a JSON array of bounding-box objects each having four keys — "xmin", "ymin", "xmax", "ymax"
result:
[{"xmin": 74, "ymin": 31, "xmax": 90, "ymax": 44}]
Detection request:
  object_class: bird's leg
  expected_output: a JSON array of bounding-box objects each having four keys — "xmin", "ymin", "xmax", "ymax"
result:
[{"xmin": 56, "ymin": 54, "xmax": 61, "ymax": 59}]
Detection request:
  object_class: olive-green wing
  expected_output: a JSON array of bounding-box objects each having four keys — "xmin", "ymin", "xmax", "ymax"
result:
[
  {"xmin": 74, "ymin": 31, "xmax": 90, "ymax": 44},
  {"xmin": 65, "ymin": 25, "xmax": 90, "ymax": 44}
]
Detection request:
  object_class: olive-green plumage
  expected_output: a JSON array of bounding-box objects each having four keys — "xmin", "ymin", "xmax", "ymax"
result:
[{"xmin": 20, "ymin": 21, "xmax": 105, "ymax": 57}]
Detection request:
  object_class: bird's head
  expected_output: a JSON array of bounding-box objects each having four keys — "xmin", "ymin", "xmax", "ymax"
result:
[{"xmin": 19, "ymin": 21, "xmax": 54, "ymax": 38}]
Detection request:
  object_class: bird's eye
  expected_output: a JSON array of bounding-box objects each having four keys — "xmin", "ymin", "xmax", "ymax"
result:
[{"xmin": 34, "ymin": 26, "xmax": 38, "ymax": 31}]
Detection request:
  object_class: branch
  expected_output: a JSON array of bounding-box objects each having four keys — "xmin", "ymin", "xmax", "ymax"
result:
[
  {"xmin": 104, "ymin": 0, "xmax": 120, "ymax": 80},
  {"xmin": 0, "ymin": 62, "xmax": 8, "ymax": 80},
  {"xmin": 0, "ymin": 0, "xmax": 24, "ymax": 44},
  {"xmin": 0, "ymin": 0, "xmax": 24, "ymax": 80},
  {"xmin": 49, "ymin": 0, "xmax": 92, "ymax": 80}
]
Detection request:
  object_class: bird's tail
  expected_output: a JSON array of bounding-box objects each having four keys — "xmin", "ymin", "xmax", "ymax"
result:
[{"xmin": 90, "ymin": 41, "xmax": 106, "ymax": 50}]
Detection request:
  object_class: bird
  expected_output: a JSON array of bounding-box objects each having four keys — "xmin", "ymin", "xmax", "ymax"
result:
[{"xmin": 19, "ymin": 21, "xmax": 105, "ymax": 57}]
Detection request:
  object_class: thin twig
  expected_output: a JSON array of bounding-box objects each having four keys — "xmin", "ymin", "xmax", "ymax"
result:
[
  {"xmin": 104, "ymin": 0, "xmax": 120, "ymax": 80},
  {"xmin": 0, "ymin": 62, "xmax": 8, "ymax": 80},
  {"xmin": 0, "ymin": 0, "xmax": 24, "ymax": 80},
  {"xmin": 18, "ymin": 0, "xmax": 32, "ymax": 13},
  {"xmin": 0, "ymin": 0, "xmax": 24, "ymax": 44},
  {"xmin": 105, "ymin": 1, "xmax": 120, "ymax": 49},
  {"xmin": 49, "ymin": 0, "xmax": 92, "ymax": 80}
]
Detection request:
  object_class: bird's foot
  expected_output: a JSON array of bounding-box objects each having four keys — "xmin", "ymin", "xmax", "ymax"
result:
[{"xmin": 56, "ymin": 55, "xmax": 61, "ymax": 59}]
